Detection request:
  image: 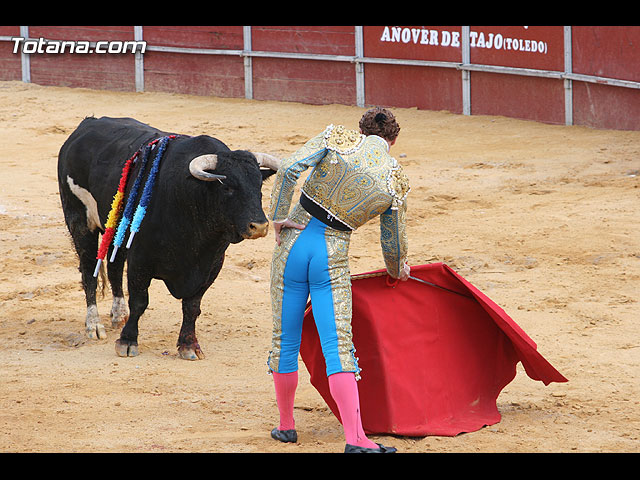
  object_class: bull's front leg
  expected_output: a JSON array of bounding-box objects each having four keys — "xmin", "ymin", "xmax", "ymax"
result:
[{"xmin": 177, "ymin": 295, "xmax": 205, "ymax": 360}]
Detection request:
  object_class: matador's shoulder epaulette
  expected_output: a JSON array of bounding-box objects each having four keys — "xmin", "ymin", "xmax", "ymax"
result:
[
  {"xmin": 387, "ymin": 161, "xmax": 411, "ymax": 210},
  {"xmin": 322, "ymin": 124, "xmax": 365, "ymax": 155}
]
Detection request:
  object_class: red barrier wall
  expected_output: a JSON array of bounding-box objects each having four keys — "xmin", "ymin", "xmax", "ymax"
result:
[
  {"xmin": 571, "ymin": 26, "xmax": 640, "ymax": 131},
  {"xmin": 2, "ymin": 26, "xmax": 639, "ymax": 131},
  {"xmin": 251, "ymin": 26, "xmax": 356, "ymax": 105},
  {"xmin": 26, "ymin": 26, "xmax": 136, "ymax": 91},
  {"xmin": 143, "ymin": 26, "xmax": 245, "ymax": 98},
  {"xmin": 0, "ymin": 26, "xmax": 22, "ymax": 81},
  {"xmin": 363, "ymin": 26, "xmax": 463, "ymax": 113},
  {"xmin": 467, "ymin": 26, "xmax": 566, "ymax": 125}
]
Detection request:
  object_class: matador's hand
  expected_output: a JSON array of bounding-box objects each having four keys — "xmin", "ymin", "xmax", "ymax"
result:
[
  {"xmin": 273, "ymin": 219, "xmax": 306, "ymax": 246},
  {"xmin": 398, "ymin": 263, "xmax": 410, "ymax": 281}
]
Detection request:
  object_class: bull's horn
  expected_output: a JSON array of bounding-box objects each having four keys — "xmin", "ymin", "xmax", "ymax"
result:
[
  {"xmin": 254, "ymin": 152, "xmax": 281, "ymax": 171},
  {"xmin": 189, "ymin": 154, "xmax": 227, "ymax": 182}
]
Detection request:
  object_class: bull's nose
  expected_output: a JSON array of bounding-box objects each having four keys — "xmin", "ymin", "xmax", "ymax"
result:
[{"xmin": 245, "ymin": 221, "xmax": 269, "ymax": 239}]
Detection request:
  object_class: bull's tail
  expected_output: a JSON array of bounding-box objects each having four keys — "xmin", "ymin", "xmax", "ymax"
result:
[{"xmin": 97, "ymin": 256, "xmax": 107, "ymax": 298}]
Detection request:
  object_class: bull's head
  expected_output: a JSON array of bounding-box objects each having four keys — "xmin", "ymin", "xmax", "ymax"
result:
[{"xmin": 189, "ymin": 151, "xmax": 280, "ymax": 242}]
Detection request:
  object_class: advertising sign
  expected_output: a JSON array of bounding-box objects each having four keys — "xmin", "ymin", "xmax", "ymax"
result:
[{"xmin": 364, "ymin": 25, "xmax": 564, "ymax": 71}]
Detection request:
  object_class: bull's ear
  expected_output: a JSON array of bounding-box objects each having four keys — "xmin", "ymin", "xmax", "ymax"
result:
[{"xmin": 260, "ymin": 168, "xmax": 277, "ymax": 182}]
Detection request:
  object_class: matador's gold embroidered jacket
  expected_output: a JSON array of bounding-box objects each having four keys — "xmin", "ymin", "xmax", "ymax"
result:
[{"xmin": 268, "ymin": 124, "xmax": 410, "ymax": 277}]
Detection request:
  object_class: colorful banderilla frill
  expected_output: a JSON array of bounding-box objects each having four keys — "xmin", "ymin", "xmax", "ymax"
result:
[
  {"xmin": 108, "ymin": 143, "xmax": 152, "ymax": 262},
  {"xmin": 92, "ymin": 151, "xmax": 136, "ymax": 277},
  {"xmin": 125, "ymin": 135, "xmax": 172, "ymax": 249},
  {"xmin": 93, "ymin": 135, "xmax": 176, "ymax": 277}
]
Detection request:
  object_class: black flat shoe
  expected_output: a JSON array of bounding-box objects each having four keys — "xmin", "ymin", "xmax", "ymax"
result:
[
  {"xmin": 271, "ymin": 427, "xmax": 298, "ymax": 443},
  {"xmin": 344, "ymin": 443, "xmax": 397, "ymax": 453}
]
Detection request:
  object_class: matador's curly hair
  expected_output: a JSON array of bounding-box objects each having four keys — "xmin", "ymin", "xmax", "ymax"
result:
[{"xmin": 359, "ymin": 107, "xmax": 400, "ymax": 142}]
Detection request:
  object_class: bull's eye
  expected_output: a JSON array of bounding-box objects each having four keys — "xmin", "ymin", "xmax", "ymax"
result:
[{"xmin": 222, "ymin": 184, "xmax": 235, "ymax": 196}]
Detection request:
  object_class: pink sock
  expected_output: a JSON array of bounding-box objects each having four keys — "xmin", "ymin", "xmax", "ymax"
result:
[
  {"xmin": 273, "ymin": 371, "xmax": 298, "ymax": 431},
  {"xmin": 328, "ymin": 372, "xmax": 378, "ymax": 448}
]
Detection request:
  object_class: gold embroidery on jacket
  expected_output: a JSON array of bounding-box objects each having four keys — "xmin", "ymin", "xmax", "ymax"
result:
[
  {"xmin": 387, "ymin": 162, "xmax": 411, "ymax": 210},
  {"xmin": 380, "ymin": 200, "xmax": 408, "ymax": 277},
  {"xmin": 268, "ymin": 125, "xmax": 410, "ymax": 279},
  {"xmin": 323, "ymin": 124, "xmax": 365, "ymax": 158},
  {"xmin": 302, "ymin": 132, "xmax": 395, "ymax": 230}
]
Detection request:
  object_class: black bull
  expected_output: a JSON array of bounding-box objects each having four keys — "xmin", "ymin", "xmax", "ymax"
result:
[{"xmin": 57, "ymin": 116, "xmax": 280, "ymax": 360}]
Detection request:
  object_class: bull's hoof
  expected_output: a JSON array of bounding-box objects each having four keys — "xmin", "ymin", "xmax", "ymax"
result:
[
  {"xmin": 115, "ymin": 339, "xmax": 139, "ymax": 357},
  {"xmin": 178, "ymin": 345, "xmax": 205, "ymax": 361},
  {"xmin": 86, "ymin": 323, "xmax": 107, "ymax": 340}
]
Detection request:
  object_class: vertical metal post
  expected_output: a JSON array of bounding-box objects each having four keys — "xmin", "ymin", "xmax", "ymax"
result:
[
  {"xmin": 563, "ymin": 26, "xmax": 573, "ymax": 126},
  {"xmin": 355, "ymin": 26, "xmax": 365, "ymax": 108},
  {"xmin": 461, "ymin": 26, "xmax": 471, "ymax": 116},
  {"xmin": 134, "ymin": 26, "xmax": 144, "ymax": 93},
  {"xmin": 19, "ymin": 26, "xmax": 30, "ymax": 83},
  {"xmin": 243, "ymin": 26, "xmax": 253, "ymax": 100}
]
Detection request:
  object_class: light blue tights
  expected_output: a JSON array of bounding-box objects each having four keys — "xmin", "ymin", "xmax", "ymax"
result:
[{"xmin": 278, "ymin": 217, "xmax": 345, "ymax": 376}]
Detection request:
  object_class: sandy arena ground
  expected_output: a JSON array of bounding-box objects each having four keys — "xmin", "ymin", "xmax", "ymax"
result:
[{"xmin": 0, "ymin": 80, "xmax": 638, "ymax": 453}]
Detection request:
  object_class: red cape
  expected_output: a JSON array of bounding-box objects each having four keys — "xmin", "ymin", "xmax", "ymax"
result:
[{"xmin": 299, "ymin": 263, "xmax": 567, "ymax": 437}]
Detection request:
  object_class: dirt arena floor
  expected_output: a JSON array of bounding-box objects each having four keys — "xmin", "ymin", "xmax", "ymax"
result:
[{"xmin": 0, "ymin": 80, "xmax": 638, "ymax": 453}]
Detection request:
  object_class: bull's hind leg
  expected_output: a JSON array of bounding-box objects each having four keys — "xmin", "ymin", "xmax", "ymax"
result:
[
  {"xmin": 71, "ymin": 230, "xmax": 107, "ymax": 339},
  {"xmin": 107, "ymin": 251, "xmax": 128, "ymax": 330},
  {"xmin": 60, "ymin": 179, "xmax": 107, "ymax": 340},
  {"xmin": 115, "ymin": 274, "xmax": 150, "ymax": 357}
]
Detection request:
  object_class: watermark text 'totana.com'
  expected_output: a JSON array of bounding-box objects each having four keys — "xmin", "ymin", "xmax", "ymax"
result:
[{"xmin": 12, "ymin": 37, "xmax": 146, "ymax": 54}]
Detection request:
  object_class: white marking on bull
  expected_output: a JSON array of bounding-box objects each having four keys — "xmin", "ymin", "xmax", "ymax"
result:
[
  {"xmin": 110, "ymin": 296, "xmax": 128, "ymax": 329},
  {"xmin": 85, "ymin": 304, "xmax": 106, "ymax": 339},
  {"xmin": 67, "ymin": 175, "xmax": 101, "ymax": 232}
]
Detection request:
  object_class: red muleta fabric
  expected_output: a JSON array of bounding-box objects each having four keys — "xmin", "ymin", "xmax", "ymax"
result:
[{"xmin": 299, "ymin": 263, "xmax": 568, "ymax": 437}]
